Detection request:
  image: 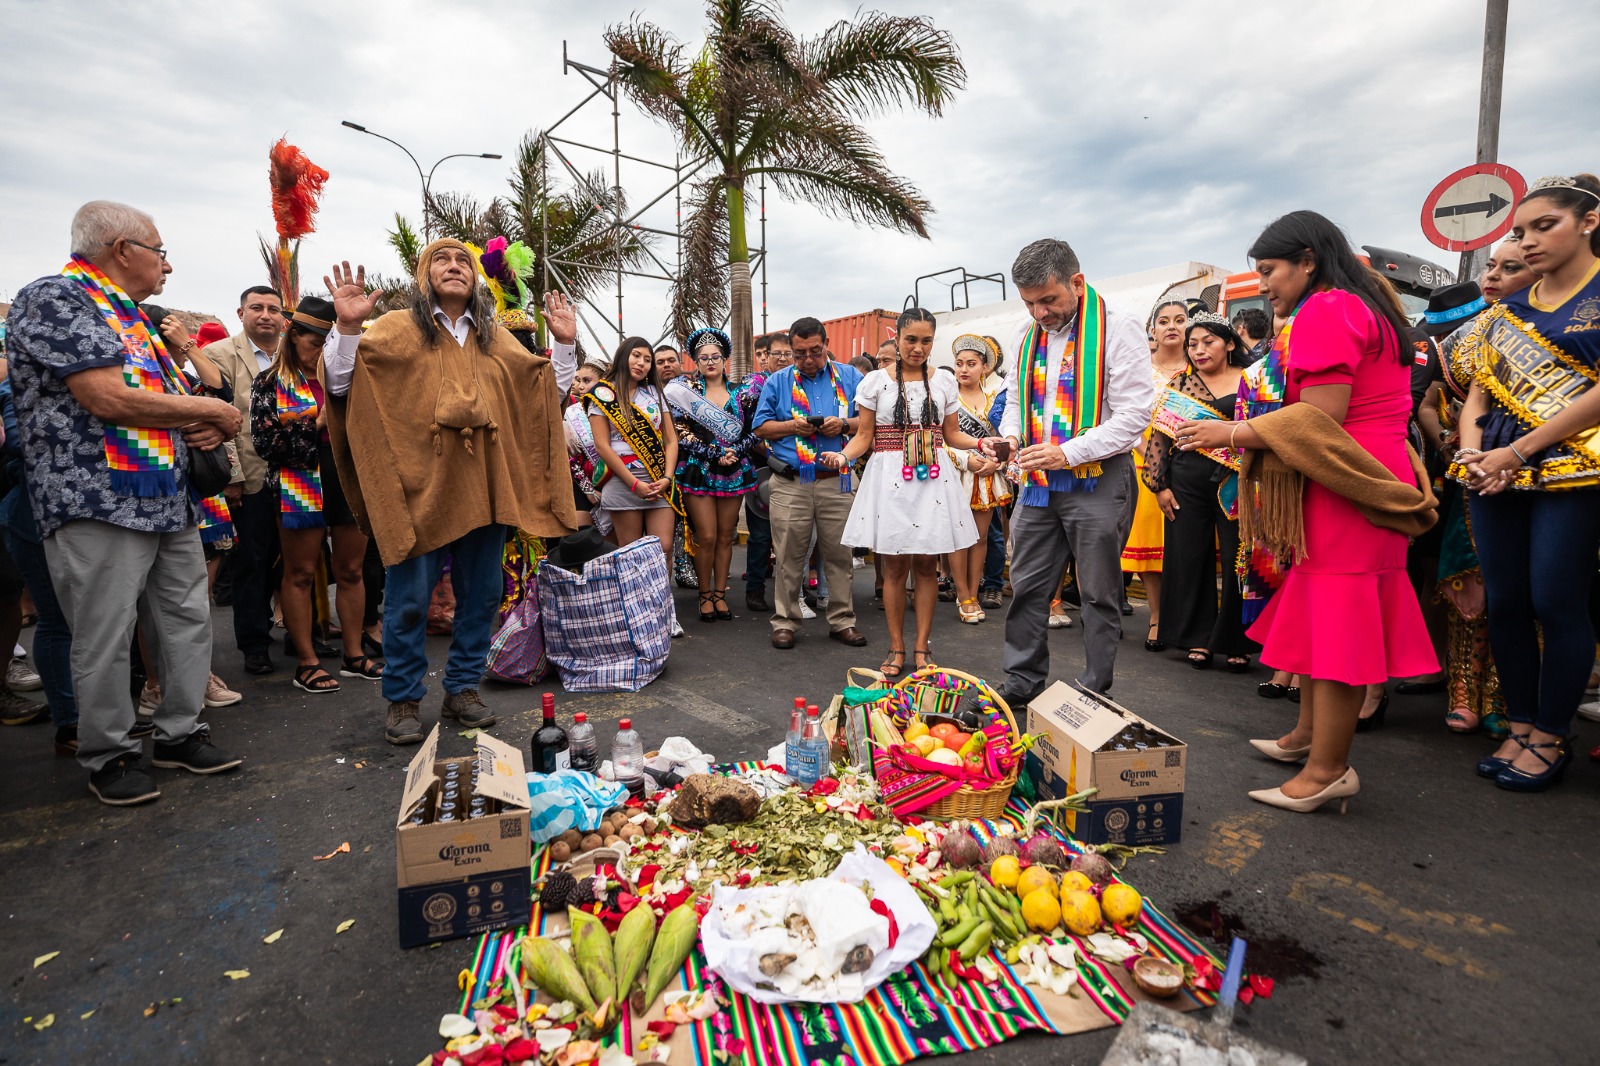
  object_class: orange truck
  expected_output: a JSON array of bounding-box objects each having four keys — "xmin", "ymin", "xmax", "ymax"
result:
[{"xmin": 1218, "ymin": 245, "xmax": 1455, "ymax": 323}]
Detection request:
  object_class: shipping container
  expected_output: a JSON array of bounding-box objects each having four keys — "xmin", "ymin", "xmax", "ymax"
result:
[{"xmin": 819, "ymin": 309, "xmax": 898, "ymax": 364}]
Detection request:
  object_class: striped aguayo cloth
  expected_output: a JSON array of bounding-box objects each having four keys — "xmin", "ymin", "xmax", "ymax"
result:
[{"xmin": 453, "ymin": 779, "xmax": 1220, "ymax": 1065}]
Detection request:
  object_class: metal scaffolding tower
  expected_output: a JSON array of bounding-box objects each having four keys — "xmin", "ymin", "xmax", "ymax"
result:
[{"xmin": 537, "ymin": 44, "xmax": 768, "ymax": 355}]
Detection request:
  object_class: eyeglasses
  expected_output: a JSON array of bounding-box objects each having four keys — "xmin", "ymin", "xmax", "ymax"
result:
[
  {"xmin": 695, "ymin": 353, "xmax": 725, "ymax": 362},
  {"xmin": 111, "ymin": 238, "xmax": 168, "ymax": 261}
]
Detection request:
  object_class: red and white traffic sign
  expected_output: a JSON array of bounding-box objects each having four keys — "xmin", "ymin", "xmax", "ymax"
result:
[{"xmin": 1421, "ymin": 163, "xmax": 1527, "ymax": 253}]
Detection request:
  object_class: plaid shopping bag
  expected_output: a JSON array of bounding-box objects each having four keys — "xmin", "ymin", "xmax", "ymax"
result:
[{"xmin": 538, "ymin": 537, "xmax": 672, "ymax": 692}]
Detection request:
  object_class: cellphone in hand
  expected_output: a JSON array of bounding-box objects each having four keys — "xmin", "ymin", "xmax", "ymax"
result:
[{"xmin": 807, "ymin": 416, "xmax": 827, "ymax": 428}]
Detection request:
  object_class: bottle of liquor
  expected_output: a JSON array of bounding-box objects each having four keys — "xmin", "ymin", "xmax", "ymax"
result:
[
  {"xmin": 568, "ymin": 712, "xmax": 600, "ymax": 774},
  {"xmin": 530, "ymin": 692, "xmax": 570, "ymax": 775}
]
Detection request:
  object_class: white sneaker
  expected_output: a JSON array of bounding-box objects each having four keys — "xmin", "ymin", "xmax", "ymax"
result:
[
  {"xmin": 1577, "ymin": 700, "xmax": 1600, "ymax": 723},
  {"xmin": 799, "ymin": 601, "xmax": 817, "ymax": 619},
  {"xmin": 205, "ymin": 673, "xmax": 243, "ymax": 708},
  {"xmin": 671, "ymin": 620, "xmax": 685, "ymax": 639},
  {"xmin": 12, "ymin": 643, "xmax": 25, "ymax": 659},
  {"xmin": 852, "ymin": 557, "xmax": 865, "ymax": 570},
  {"xmin": 6, "ymin": 659, "xmax": 42, "ymax": 692}
]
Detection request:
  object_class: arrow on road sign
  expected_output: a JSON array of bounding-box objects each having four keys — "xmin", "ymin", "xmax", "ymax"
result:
[{"xmin": 1434, "ymin": 193, "xmax": 1510, "ymax": 220}]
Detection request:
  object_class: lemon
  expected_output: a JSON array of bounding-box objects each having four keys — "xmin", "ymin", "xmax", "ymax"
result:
[
  {"xmin": 1059, "ymin": 889, "xmax": 1103, "ymax": 936},
  {"xmin": 989, "ymin": 855, "xmax": 1021, "ymax": 891},
  {"xmin": 1020, "ymin": 888, "xmax": 1062, "ymax": 933},
  {"xmin": 1016, "ymin": 866, "xmax": 1057, "ymax": 901},
  {"xmin": 910, "ymin": 735, "xmax": 940, "ymax": 756},
  {"xmin": 1101, "ymin": 884, "xmax": 1144, "ymax": 927},
  {"xmin": 1060, "ymin": 871, "xmax": 1095, "ymax": 894}
]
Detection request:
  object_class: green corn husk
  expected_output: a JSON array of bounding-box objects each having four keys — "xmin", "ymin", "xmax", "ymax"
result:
[
  {"xmin": 520, "ymin": 935, "xmax": 597, "ymax": 1014},
  {"xmin": 568, "ymin": 906, "xmax": 617, "ymax": 1011},
  {"xmin": 632, "ymin": 900, "xmax": 698, "ymax": 1014},
  {"xmin": 612, "ymin": 903, "xmax": 657, "ymax": 1008}
]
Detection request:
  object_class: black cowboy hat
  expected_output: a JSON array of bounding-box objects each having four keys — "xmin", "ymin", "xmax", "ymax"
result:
[
  {"xmin": 290, "ymin": 295, "xmax": 337, "ymax": 337},
  {"xmin": 544, "ymin": 526, "xmax": 616, "ymax": 575},
  {"xmin": 1421, "ymin": 281, "xmax": 1486, "ymax": 338}
]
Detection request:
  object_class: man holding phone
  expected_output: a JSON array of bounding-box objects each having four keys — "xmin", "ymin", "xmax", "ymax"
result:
[{"xmin": 753, "ymin": 317, "xmax": 866, "ymax": 649}]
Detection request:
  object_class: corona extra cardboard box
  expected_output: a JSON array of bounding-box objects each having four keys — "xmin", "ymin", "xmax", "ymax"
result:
[
  {"xmin": 1021, "ymin": 682, "xmax": 1186, "ymax": 846},
  {"xmin": 396, "ymin": 724, "xmax": 532, "ymax": 948}
]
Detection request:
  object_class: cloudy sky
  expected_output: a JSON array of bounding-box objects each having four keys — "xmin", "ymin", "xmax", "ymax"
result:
[{"xmin": 3, "ymin": 0, "xmax": 1594, "ymax": 349}]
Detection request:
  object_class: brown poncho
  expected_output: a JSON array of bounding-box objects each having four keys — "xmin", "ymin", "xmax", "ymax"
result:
[
  {"xmin": 326, "ymin": 308, "xmax": 576, "ymax": 566},
  {"xmin": 1238, "ymin": 402, "xmax": 1438, "ymax": 564}
]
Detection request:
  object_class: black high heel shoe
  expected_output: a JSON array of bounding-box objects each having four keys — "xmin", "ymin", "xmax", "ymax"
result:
[
  {"xmin": 1476, "ymin": 733, "xmax": 1530, "ymax": 778},
  {"xmin": 1226, "ymin": 656, "xmax": 1251, "ymax": 674},
  {"xmin": 1187, "ymin": 650, "xmax": 1213, "ymax": 670},
  {"xmin": 1144, "ymin": 623, "xmax": 1165, "ymax": 652},
  {"xmin": 713, "ymin": 588, "xmax": 733, "ymax": 621},
  {"xmin": 698, "ymin": 590, "xmax": 718, "ymax": 623},
  {"xmin": 1495, "ymin": 739, "xmax": 1572, "ymax": 792},
  {"xmin": 1258, "ymin": 682, "xmax": 1289, "ymax": 699},
  {"xmin": 1354, "ymin": 691, "xmax": 1389, "ymax": 733}
]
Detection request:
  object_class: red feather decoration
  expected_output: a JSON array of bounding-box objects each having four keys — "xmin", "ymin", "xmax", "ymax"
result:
[{"xmin": 268, "ymin": 137, "xmax": 329, "ymax": 241}]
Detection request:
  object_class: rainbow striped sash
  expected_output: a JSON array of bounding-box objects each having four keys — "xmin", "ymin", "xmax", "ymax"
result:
[
  {"xmin": 274, "ymin": 373, "xmax": 325, "ymax": 529},
  {"xmin": 197, "ymin": 494, "xmax": 235, "ymax": 544},
  {"xmin": 789, "ymin": 363, "xmax": 848, "ymax": 481},
  {"xmin": 1234, "ymin": 306, "xmax": 1297, "ymax": 622},
  {"xmin": 61, "ymin": 257, "xmax": 189, "ymax": 496},
  {"xmin": 1018, "ymin": 284, "xmax": 1108, "ymax": 505}
]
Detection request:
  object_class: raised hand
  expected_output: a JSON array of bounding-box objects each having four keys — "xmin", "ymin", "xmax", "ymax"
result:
[
  {"xmin": 323, "ymin": 262, "xmax": 379, "ymax": 332},
  {"xmin": 544, "ymin": 291, "xmax": 577, "ymax": 346}
]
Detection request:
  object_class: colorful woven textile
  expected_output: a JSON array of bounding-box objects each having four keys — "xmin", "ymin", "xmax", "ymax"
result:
[
  {"xmin": 1234, "ymin": 309, "xmax": 1296, "ymax": 623},
  {"xmin": 197, "ymin": 493, "xmax": 235, "ymax": 544},
  {"xmin": 61, "ymin": 256, "xmax": 189, "ymax": 496},
  {"xmin": 1018, "ymin": 284, "xmax": 1108, "ymax": 504},
  {"xmin": 450, "ymin": 792, "xmax": 1220, "ymax": 1064},
  {"xmin": 790, "ymin": 362, "xmax": 850, "ymax": 481},
  {"xmin": 274, "ymin": 373, "xmax": 324, "ymax": 528}
]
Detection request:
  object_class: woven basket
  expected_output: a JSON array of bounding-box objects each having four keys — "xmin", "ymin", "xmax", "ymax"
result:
[{"xmin": 888, "ymin": 666, "xmax": 1019, "ymax": 821}]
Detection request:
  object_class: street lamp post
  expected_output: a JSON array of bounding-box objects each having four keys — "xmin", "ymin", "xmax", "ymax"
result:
[{"xmin": 340, "ymin": 120, "xmax": 501, "ymax": 240}]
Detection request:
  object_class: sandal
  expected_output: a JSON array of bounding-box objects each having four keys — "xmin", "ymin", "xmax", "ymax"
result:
[
  {"xmin": 362, "ymin": 632, "xmax": 385, "ymax": 659},
  {"xmin": 1225, "ymin": 656, "xmax": 1251, "ymax": 673},
  {"xmin": 698, "ymin": 590, "xmax": 718, "ymax": 623},
  {"xmin": 881, "ymin": 649, "xmax": 906, "ymax": 679},
  {"xmin": 1144, "ymin": 622, "xmax": 1165, "ymax": 652},
  {"xmin": 340, "ymin": 655, "xmax": 383, "ymax": 680},
  {"xmin": 913, "ymin": 646, "xmax": 936, "ymax": 671},
  {"xmin": 1188, "ymin": 650, "xmax": 1213, "ymax": 669},
  {"xmin": 958, "ymin": 598, "xmax": 984, "ymax": 624},
  {"xmin": 938, "ymin": 578, "xmax": 957, "ymax": 602},
  {"xmin": 1048, "ymin": 599, "xmax": 1074, "ymax": 629},
  {"xmin": 292, "ymin": 664, "xmax": 340, "ymax": 694},
  {"xmin": 1445, "ymin": 708, "xmax": 1481, "ymax": 734},
  {"xmin": 713, "ymin": 588, "xmax": 733, "ymax": 621}
]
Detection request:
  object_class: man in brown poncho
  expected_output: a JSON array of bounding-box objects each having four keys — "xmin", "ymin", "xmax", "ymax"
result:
[{"xmin": 322, "ymin": 240, "xmax": 578, "ymax": 744}]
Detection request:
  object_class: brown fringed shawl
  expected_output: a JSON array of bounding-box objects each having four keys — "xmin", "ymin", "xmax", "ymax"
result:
[{"xmin": 1238, "ymin": 403, "xmax": 1438, "ymax": 564}]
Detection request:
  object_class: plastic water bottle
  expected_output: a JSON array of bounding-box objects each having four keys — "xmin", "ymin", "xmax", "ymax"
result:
[
  {"xmin": 784, "ymin": 697, "xmax": 807, "ymax": 777},
  {"xmin": 611, "ymin": 717, "xmax": 645, "ymax": 797},
  {"xmin": 797, "ymin": 706, "xmax": 830, "ymax": 786},
  {"xmin": 568, "ymin": 712, "xmax": 600, "ymax": 774}
]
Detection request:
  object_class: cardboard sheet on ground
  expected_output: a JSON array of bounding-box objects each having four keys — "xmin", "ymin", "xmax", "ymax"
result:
[{"xmin": 452, "ymin": 788, "xmax": 1219, "ymax": 1064}]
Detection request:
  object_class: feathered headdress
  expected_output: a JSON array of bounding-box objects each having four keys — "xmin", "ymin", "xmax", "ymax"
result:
[
  {"xmin": 474, "ymin": 236, "xmax": 537, "ymax": 331},
  {"xmin": 257, "ymin": 137, "xmax": 329, "ymax": 310}
]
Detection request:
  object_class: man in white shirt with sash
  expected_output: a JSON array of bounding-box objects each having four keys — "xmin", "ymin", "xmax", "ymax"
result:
[{"xmin": 983, "ymin": 239, "xmax": 1155, "ymax": 699}]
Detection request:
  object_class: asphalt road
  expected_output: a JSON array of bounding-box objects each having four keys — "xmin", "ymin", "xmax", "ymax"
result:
[{"xmin": 3, "ymin": 553, "xmax": 1598, "ymax": 1065}]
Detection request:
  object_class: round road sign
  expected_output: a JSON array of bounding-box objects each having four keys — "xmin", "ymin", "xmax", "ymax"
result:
[{"xmin": 1421, "ymin": 163, "xmax": 1526, "ymax": 253}]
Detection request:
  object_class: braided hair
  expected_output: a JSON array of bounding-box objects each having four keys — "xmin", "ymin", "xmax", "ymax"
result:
[{"xmin": 892, "ymin": 306, "xmax": 939, "ymax": 429}]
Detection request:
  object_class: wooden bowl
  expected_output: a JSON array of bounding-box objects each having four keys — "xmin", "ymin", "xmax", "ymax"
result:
[{"xmin": 1132, "ymin": 956, "xmax": 1186, "ymax": 998}]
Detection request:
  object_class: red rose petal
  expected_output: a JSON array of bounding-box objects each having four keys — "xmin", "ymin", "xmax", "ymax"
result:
[
  {"xmin": 1248, "ymin": 974, "xmax": 1275, "ymax": 999},
  {"xmin": 647, "ymin": 1021, "xmax": 677, "ymax": 1039},
  {"xmin": 868, "ymin": 897, "xmax": 900, "ymax": 948},
  {"xmin": 502, "ymin": 1037, "xmax": 539, "ymax": 1063},
  {"xmin": 1237, "ymin": 986, "xmax": 1255, "ymax": 1006}
]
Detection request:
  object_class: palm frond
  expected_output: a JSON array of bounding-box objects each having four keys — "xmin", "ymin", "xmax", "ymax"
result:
[
  {"xmin": 669, "ymin": 176, "xmax": 731, "ymax": 339},
  {"xmin": 806, "ymin": 13, "xmax": 966, "ymax": 118},
  {"xmin": 387, "ymin": 213, "xmax": 422, "ymax": 274}
]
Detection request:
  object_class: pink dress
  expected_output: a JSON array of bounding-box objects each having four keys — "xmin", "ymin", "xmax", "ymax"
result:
[{"xmin": 1246, "ymin": 290, "xmax": 1439, "ymax": 685}]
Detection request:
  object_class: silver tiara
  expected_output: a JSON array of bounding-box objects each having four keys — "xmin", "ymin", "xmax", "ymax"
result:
[
  {"xmin": 1530, "ymin": 175, "xmax": 1600, "ymax": 203},
  {"xmin": 1186, "ymin": 311, "xmax": 1229, "ymax": 330}
]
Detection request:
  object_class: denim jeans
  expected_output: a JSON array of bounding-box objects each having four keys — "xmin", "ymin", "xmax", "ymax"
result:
[
  {"xmin": 381, "ymin": 524, "xmax": 507, "ymax": 704},
  {"xmin": 980, "ymin": 515, "xmax": 1007, "ymax": 592},
  {"xmin": 1469, "ymin": 489, "xmax": 1600, "ymax": 736},
  {"xmin": 3, "ymin": 529, "xmax": 76, "ymax": 728}
]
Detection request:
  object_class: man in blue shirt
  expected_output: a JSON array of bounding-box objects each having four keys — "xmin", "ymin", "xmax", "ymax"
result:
[{"xmin": 753, "ymin": 318, "xmax": 868, "ymax": 649}]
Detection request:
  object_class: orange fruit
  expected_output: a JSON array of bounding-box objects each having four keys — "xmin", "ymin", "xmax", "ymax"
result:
[
  {"xmin": 1016, "ymin": 866, "xmax": 1057, "ymax": 901},
  {"xmin": 1060, "ymin": 890, "xmax": 1103, "ymax": 936}
]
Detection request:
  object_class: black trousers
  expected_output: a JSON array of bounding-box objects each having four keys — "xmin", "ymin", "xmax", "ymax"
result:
[
  {"xmin": 362, "ymin": 538, "xmax": 385, "ymax": 628},
  {"xmin": 231, "ymin": 486, "xmax": 281, "ymax": 656},
  {"xmin": 1156, "ymin": 453, "xmax": 1257, "ymax": 657}
]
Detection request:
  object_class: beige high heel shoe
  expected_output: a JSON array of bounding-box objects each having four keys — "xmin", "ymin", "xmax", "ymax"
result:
[
  {"xmin": 1249, "ymin": 738, "xmax": 1311, "ymax": 762},
  {"xmin": 1249, "ymin": 767, "xmax": 1360, "ymax": 814}
]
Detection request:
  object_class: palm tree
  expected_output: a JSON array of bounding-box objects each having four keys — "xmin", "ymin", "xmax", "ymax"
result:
[
  {"xmin": 605, "ymin": 0, "xmax": 965, "ymax": 377},
  {"xmin": 383, "ymin": 133, "xmax": 652, "ymax": 346}
]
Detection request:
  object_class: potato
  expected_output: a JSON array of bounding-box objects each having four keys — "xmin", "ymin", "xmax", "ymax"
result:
[
  {"xmin": 620, "ymin": 824, "xmax": 642, "ymax": 841},
  {"xmin": 548, "ymin": 841, "xmax": 572, "ymax": 863},
  {"xmin": 580, "ymin": 833, "xmax": 603, "ymax": 852},
  {"xmin": 559, "ymin": 828, "xmax": 583, "ymax": 848},
  {"xmin": 604, "ymin": 834, "xmax": 622, "ymax": 847}
]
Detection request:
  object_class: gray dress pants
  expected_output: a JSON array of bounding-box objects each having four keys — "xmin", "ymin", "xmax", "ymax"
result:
[{"xmin": 1002, "ymin": 453, "xmax": 1135, "ymax": 694}]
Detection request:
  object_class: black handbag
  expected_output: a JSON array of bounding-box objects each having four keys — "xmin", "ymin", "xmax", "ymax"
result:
[{"xmin": 187, "ymin": 443, "xmax": 233, "ymax": 499}]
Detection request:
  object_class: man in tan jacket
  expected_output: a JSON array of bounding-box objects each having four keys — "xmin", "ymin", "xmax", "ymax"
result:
[{"xmin": 202, "ymin": 285, "xmax": 285, "ymax": 675}]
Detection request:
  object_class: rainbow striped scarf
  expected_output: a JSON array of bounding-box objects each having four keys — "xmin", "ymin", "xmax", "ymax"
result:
[
  {"xmin": 197, "ymin": 493, "xmax": 235, "ymax": 544},
  {"xmin": 789, "ymin": 363, "xmax": 848, "ymax": 481},
  {"xmin": 1017, "ymin": 283, "xmax": 1108, "ymax": 505},
  {"xmin": 1234, "ymin": 306, "xmax": 1297, "ymax": 622},
  {"xmin": 61, "ymin": 256, "xmax": 190, "ymax": 496},
  {"xmin": 275, "ymin": 372, "xmax": 325, "ymax": 529}
]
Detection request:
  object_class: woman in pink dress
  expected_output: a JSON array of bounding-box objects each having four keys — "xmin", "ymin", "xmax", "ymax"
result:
[{"xmin": 1177, "ymin": 210, "xmax": 1438, "ymax": 812}]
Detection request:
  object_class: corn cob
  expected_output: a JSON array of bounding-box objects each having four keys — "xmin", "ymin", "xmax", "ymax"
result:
[
  {"xmin": 519, "ymin": 935, "xmax": 597, "ymax": 1013},
  {"xmin": 612, "ymin": 904, "xmax": 657, "ymax": 1007},
  {"xmin": 632, "ymin": 900, "xmax": 698, "ymax": 1014},
  {"xmin": 568, "ymin": 907, "xmax": 617, "ymax": 1011}
]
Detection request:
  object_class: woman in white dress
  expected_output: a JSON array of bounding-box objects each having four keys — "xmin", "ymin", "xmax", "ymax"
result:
[{"xmin": 820, "ymin": 308, "xmax": 981, "ymax": 677}]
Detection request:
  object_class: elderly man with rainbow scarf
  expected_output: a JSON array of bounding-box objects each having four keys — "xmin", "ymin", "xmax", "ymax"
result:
[
  {"xmin": 983, "ymin": 238, "xmax": 1156, "ymax": 698},
  {"xmin": 8, "ymin": 201, "xmax": 247, "ymax": 806}
]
